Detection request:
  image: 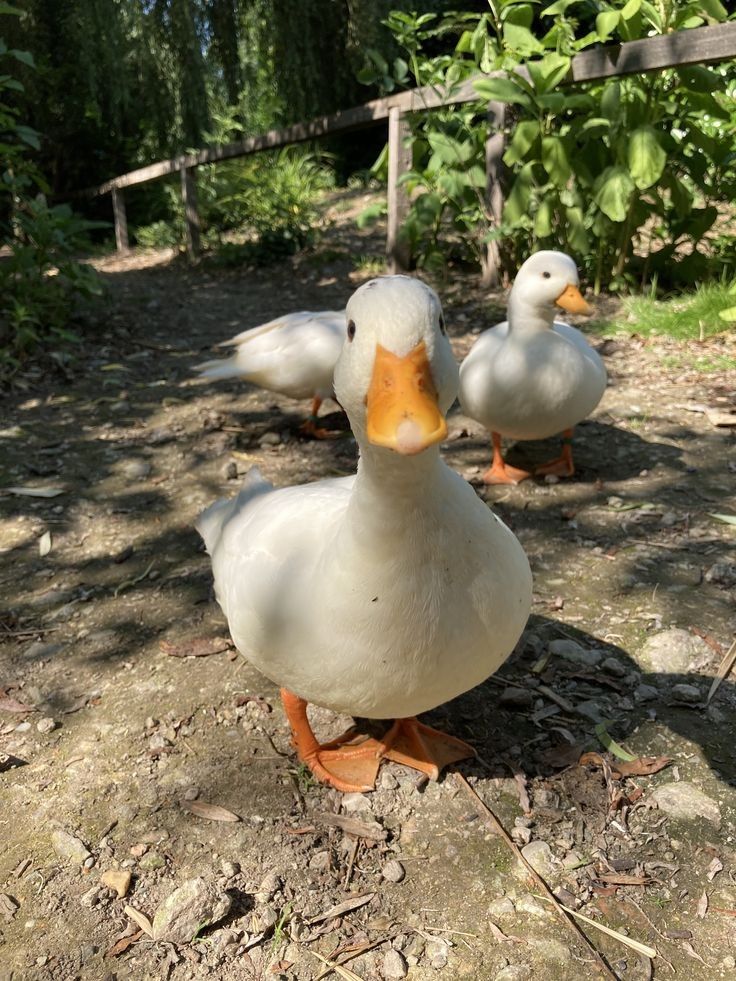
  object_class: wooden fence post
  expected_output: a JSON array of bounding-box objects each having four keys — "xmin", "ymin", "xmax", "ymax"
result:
[
  {"xmin": 482, "ymin": 101, "xmax": 505, "ymax": 288},
  {"xmin": 111, "ymin": 187, "xmax": 129, "ymax": 253},
  {"xmin": 180, "ymin": 164, "xmax": 201, "ymax": 259},
  {"xmin": 386, "ymin": 106, "xmax": 412, "ymax": 273}
]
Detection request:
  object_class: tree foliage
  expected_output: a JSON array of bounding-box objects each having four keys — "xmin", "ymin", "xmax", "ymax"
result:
[{"xmin": 2, "ymin": 0, "xmax": 441, "ymax": 196}]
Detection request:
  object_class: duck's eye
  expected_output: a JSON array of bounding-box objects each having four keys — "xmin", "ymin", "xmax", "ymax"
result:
[
  {"xmin": 439, "ymin": 314, "xmax": 446, "ymax": 335},
  {"xmin": 542, "ymin": 271, "xmax": 551, "ymax": 279},
  {"xmin": 347, "ymin": 320, "xmax": 356, "ymax": 342}
]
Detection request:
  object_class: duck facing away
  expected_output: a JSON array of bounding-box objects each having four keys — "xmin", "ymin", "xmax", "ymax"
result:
[
  {"xmin": 195, "ymin": 310, "xmax": 345, "ymax": 437},
  {"xmin": 459, "ymin": 251, "xmax": 607, "ymax": 484},
  {"xmin": 197, "ymin": 276, "xmax": 532, "ymax": 792}
]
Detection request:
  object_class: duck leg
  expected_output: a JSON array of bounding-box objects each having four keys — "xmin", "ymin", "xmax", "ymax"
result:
[
  {"xmin": 299, "ymin": 397, "xmax": 339, "ymax": 440},
  {"xmin": 281, "ymin": 690, "xmax": 476, "ymax": 792},
  {"xmin": 281, "ymin": 689, "xmax": 384, "ymax": 792},
  {"xmin": 535, "ymin": 428, "xmax": 575, "ymax": 478},
  {"xmin": 482, "ymin": 432, "xmax": 531, "ymax": 485}
]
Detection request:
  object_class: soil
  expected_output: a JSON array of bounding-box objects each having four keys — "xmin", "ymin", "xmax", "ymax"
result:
[{"xmin": 1, "ymin": 191, "xmax": 735, "ymax": 981}]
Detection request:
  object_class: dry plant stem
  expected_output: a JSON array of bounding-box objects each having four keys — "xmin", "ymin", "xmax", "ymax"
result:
[{"xmin": 453, "ymin": 773, "xmax": 617, "ymax": 981}]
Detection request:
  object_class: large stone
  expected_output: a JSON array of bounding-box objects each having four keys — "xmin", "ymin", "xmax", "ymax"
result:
[
  {"xmin": 51, "ymin": 829, "xmax": 91, "ymax": 866},
  {"xmin": 495, "ymin": 966, "xmax": 532, "ymax": 981},
  {"xmin": 152, "ymin": 877, "xmax": 232, "ymax": 943},
  {"xmin": 548, "ymin": 640, "xmax": 602, "ymax": 668},
  {"xmin": 649, "ymin": 783, "xmax": 721, "ymax": 827},
  {"xmin": 520, "ymin": 841, "xmax": 555, "ymax": 877},
  {"xmin": 640, "ymin": 629, "xmax": 711, "ymax": 674}
]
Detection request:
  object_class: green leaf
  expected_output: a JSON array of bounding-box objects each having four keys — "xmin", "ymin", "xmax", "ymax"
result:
[
  {"xmin": 541, "ymin": 0, "xmax": 577, "ymax": 14},
  {"xmin": 503, "ymin": 23, "xmax": 544, "ymax": 56},
  {"xmin": 9, "ymin": 49, "xmax": 34, "ymax": 67},
  {"xmin": 534, "ymin": 198, "xmax": 554, "ymax": 238},
  {"xmin": 600, "ymin": 81, "xmax": 620, "ymax": 120},
  {"xmin": 503, "ymin": 120, "xmax": 540, "ymax": 165},
  {"xmin": 594, "ymin": 166, "xmax": 635, "ymax": 222},
  {"xmin": 718, "ymin": 307, "xmax": 736, "ymax": 323},
  {"xmin": 503, "ymin": 163, "xmax": 535, "ymax": 225},
  {"xmin": 628, "ymin": 127, "xmax": 666, "ymax": 190},
  {"xmin": 710, "ymin": 513, "xmax": 736, "ymax": 526},
  {"xmin": 621, "ymin": 0, "xmax": 642, "ymax": 18},
  {"xmin": 698, "ymin": 0, "xmax": 727, "ymax": 20},
  {"xmin": 542, "ymin": 136, "xmax": 572, "ymax": 188},
  {"xmin": 677, "ymin": 66, "xmax": 722, "ymax": 92},
  {"xmin": 15, "ymin": 125, "xmax": 40, "ymax": 150},
  {"xmin": 595, "ymin": 10, "xmax": 620, "ymax": 39},
  {"xmin": 474, "ymin": 76, "xmax": 532, "ymax": 108},
  {"xmin": 565, "ymin": 205, "xmax": 589, "ymax": 254},
  {"xmin": 595, "ymin": 722, "xmax": 637, "ymax": 761}
]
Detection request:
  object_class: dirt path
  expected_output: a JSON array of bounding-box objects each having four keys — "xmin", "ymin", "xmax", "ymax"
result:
[{"xmin": 1, "ymin": 197, "xmax": 735, "ymax": 980}]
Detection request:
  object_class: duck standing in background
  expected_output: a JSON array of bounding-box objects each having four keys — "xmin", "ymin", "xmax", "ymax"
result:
[
  {"xmin": 197, "ymin": 276, "xmax": 532, "ymax": 793},
  {"xmin": 459, "ymin": 251, "xmax": 606, "ymax": 484},
  {"xmin": 195, "ymin": 310, "xmax": 345, "ymax": 437}
]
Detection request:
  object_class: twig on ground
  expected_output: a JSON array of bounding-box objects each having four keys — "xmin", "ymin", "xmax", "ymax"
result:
[
  {"xmin": 707, "ymin": 638, "xmax": 736, "ymax": 704},
  {"xmin": 453, "ymin": 772, "xmax": 618, "ymax": 980}
]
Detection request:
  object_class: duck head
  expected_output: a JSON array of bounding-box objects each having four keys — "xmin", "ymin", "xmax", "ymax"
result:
[
  {"xmin": 512, "ymin": 250, "xmax": 592, "ymax": 317},
  {"xmin": 335, "ymin": 276, "xmax": 458, "ymax": 456}
]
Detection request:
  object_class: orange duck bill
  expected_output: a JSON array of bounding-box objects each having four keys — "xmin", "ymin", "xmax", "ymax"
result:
[
  {"xmin": 366, "ymin": 341, "xmax": 447, "ymax": 455},
  {"xmin": 555, "ymin": 283, "xmax": 592, "ymax": 316}
]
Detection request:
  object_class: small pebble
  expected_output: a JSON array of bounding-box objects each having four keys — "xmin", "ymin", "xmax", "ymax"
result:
[
  {"xmin": 670, "ymin": 683, "xmax": 701, "ymax": 703},
  {"xmin": 220, "ymin": 860, "xmax": 240, "ymax": 878},
  {"xmin": 601, "ymin": 657, "xmax": 626, "ymax": 678},
  {"xmin": 381, "ymin": 860, "xmax": 406, "ymax": 883},
  {"xmin": 222, "ymin": 460, "xmax": 238, "ymax": 480},
  {"xmin": 259, "ymin": 431, "xmax": 281, "ymax": 446},
  {"xmin": 101, "ymin": 869, "xmax": 132, "ymax": 898},
  {"xmin": 36, "ymin": 717, "xmax": 58, "ymax": 734},
  {"xmin": 183, "ymin": 785, "xmax": 200, "ymax": 801},
  {"xmin": 382, "ymin": 948, "xmax": 408, "ymax": 979}
]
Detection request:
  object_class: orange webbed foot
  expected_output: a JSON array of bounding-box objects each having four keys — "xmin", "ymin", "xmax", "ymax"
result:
[
  {"xmin": 481, "ymin": 461, "xmax": 531, "ymax": 485},
  {"xmin": 281, "ymin": 690, "xmax": 475, "ymax": 792},
  {"xmin": 382, "ymin": 718, "xmax": 476, "ymax": 780}
]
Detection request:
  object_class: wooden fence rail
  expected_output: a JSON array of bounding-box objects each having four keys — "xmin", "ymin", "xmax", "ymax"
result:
[{"xmin": 81, "ymin": 21, "xmax": 736, "ymax": 276}]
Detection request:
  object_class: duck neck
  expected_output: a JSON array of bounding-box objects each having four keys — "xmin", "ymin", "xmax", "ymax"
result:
[
  {"xmin": 507, "ymin": 290, "xmax": 555, "ymax": 336},
  {"xmin": 348, "ymin": 443, "xmax": 444, "ymax": 534}
]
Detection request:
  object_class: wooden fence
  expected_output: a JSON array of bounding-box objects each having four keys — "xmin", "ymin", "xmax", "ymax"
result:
[{"xmin": 83, "ymin": 22, "xmax": 736, "ymax": 283}]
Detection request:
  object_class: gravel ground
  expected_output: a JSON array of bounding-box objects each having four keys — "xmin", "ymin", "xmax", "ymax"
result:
[{"xmin": 1, "ymin": 193, "xmax": 735, "ymax": 980}]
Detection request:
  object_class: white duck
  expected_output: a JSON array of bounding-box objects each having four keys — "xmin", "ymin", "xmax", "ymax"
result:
[
  {"xmin": 197, "ymin": 276, "xmax": 532, "ymax": 793},
  {"xmin": 195, "ymin": 310, "xmax": 345, "ymax": 437},
  {"xmin": 459, "ymin": 251, "xmax": 606, "ymax": 484}
]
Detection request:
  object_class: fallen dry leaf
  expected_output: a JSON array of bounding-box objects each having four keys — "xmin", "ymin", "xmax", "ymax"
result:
[
  {"xmin": 488, "ymin": 920, "xmax": 524, "ymax": 944},
  {"xmin": 3, "ymin": 485, "xmax": 66, "ymax": 498},
  {"xmin": 681, "ymin": 941, "xmax": 707, "ymax": 964},
  {"xmin": 307, "ymin": 892, "xmax": 376, "ymax": 926},
  {"xmin": 707, "ymin": 638, "xmax": 736, "ymax": 705},
  {"xmin": 38, "ymin": 530, "xmax": 52, "ymax": 557},
  {"xmin": 596, "ymin": 873, "xmax": 651, "ymax": 886},
  {"xmin": 159, "ymin": 636, "xmax": 233, "ymax": 658},
  {"xmin": 614, "ymin": 756, "xmax": 672, "ymax": 778},
  {"xmin": 124, "ymin": 904, "xmax": 153, "ymax": 937},
  {"xmin": 0, "ymin": 689, "xmax": 35, "ymax": 714},
  {"xmin": 706, "ymin": 857, "xmax": 723, "ymax": 881},
  {"xmin": 579, "ymin": 751, "xmax": 671, "ymax": 780},
  {"xmin": 181, "ymin": 799, "xmax": 240, "ymax": 822},
  {"xmin": 697, "ymin": 891, "xmax": 708, "ymax": 918},
  {"xmin": 313, "ymin": 812, "xmax": 387, "ymax": 841},
  {"xmin": 105, "ymin": 929, "xmax": 143, "ymax": 958}
]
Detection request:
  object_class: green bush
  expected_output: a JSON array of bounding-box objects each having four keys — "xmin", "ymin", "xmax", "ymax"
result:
[
  {"xmin": 132, "ymin": 117, "xmax": 336, "ymax": 263},
  {"xmin": 359, "ymin": 2, "xmax": 736, "ymax": 290}
]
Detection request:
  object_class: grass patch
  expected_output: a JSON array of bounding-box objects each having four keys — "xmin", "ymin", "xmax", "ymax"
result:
[{"xmin": 589, "ymin": 282, "xmax": 736, "ymax": 341}]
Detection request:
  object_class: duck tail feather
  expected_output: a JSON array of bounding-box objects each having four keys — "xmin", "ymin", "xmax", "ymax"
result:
[
  {"xmin": 192, "ymin": 355, "xmax": 243, "ymax": 381},
  {"xmin": 195, "ymin": 467, "xmax": 272, "ymax": 553}
]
